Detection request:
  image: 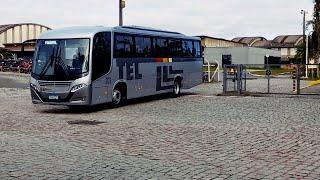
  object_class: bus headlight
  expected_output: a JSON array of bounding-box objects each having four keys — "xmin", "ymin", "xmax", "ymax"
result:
[
  {"xmin": 71, "ymin": 84, "xmax": 87, "ymax": 93},
  {"xmin": 30, "ymin": 83, "xmax": 40, "ymax": 92}
]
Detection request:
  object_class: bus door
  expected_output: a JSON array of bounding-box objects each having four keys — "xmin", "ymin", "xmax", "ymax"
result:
[{"xmin": 91, "ymin": 32, "xmax": 112, "ymax": 104}]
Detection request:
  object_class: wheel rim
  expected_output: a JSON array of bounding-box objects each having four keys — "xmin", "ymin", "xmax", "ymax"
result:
[
  {"xmin": 174, "ymin": 82, "xmax": 180, "ymax": 95},
  {"xmin": 112, "ymin": 90, "xmax": 121, "ymax": 105}
]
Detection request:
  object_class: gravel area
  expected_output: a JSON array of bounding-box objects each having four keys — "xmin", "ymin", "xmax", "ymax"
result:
[{"xmin": 1, "ymin": 75, "xmax": 320, "ymax": 179}]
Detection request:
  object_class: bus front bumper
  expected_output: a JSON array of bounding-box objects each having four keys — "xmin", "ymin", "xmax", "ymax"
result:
[{"xmin": 30, "ymin": 85, "xmax": 91, "ymax": 106}]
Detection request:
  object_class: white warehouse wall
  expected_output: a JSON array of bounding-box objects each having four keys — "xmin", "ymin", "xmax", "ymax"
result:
[{"xmin": 204, "ymin": 47, "xmax": 281, "ymax": 65}]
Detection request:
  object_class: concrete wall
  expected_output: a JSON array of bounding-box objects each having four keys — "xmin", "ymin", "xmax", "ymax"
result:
[{"xmin": 204, "ymin": 47, "xmax": 281, "ymax": 65}]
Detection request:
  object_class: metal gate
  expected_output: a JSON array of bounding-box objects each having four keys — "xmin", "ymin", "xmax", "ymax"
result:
[
  {"xmin": 223, "ymin": 65, "xmax": 246, "ymax": 94},
  {"xmin": 223, "ymin": 64, "xmax": 320, "ymax": 95}
]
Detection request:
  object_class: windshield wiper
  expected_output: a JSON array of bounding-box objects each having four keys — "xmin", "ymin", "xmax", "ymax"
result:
[
  {"xmin": 54, "ymin": 47, "xmax": 70, "ymax": 77},
  {"xmin": 38, "ymin": 47, "xmax": 56, "ymax": 79}
]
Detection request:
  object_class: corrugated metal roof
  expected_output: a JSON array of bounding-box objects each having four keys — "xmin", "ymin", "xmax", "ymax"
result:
[
  {"xmin": 232, "ymin": 35, "xmax": 304, "ymax": 48},
  {"xmin": 272, "ymin": 35, "xmax": 303, "ymax": 45},
  {"xmin": 232, "ymin": 37, "xmax": 267, "ymax": 46}
]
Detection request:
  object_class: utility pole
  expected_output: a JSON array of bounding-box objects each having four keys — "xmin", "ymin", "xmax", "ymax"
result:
[
  {"xmin": 306, "ymin": 33, "xmax": 309, "ymax": 78},
  {"xmin": 301, "ymin": 10, "xmax": 307, "ymax": 64},
  {"xmin": 119, "ymin": 0, "xmax": 126, "ymax": 26}
]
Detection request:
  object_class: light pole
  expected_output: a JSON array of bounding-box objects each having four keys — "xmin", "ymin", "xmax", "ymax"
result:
[{"xmin": 119, "ymin": 0, "xmax": 126, "ymax": 26}]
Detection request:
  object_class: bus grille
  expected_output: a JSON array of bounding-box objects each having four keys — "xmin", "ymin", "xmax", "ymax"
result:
[{"xmin": 38, "ymin": 81, "xmax": 72, "ymax": 93}]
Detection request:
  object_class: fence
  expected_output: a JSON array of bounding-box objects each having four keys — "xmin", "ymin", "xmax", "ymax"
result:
[
  {"xmin": 203, "ymin": 59, "xmax": 221, "ymax": 83},
  {"xmin": 223, "ymin": 64, "xmax": 320, "ymax": 95}
]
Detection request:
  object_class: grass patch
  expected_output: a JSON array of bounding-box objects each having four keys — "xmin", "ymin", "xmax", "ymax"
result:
[{"xmin": 249, "ymin": 69, "xmax": 293, "ymax": 76}]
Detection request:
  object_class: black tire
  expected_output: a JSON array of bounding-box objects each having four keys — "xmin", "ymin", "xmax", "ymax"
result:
[
  {"xmin": 173, "ymin": 80, "xmax": 181, "ymax": 96},
  {"xmin": 112, "ymin": 88, "xmax": 124, "ymax": 106}
]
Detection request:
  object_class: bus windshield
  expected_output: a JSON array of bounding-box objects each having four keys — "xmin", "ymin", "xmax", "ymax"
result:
[{"xmin": 32, "ymin": 39, "xmax": 90, "ymax": 80}]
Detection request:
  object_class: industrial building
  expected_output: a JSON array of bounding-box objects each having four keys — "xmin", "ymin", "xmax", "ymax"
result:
[
  {"xmin": 199, "ymin": 36, "xmax": 281, "ymax": 65},
  {"xmin": 232, "ymin": 35, "xmax": 304, "ymax": 62},
  {"xmin": 0, "ymin": 23, "xmax": 51, "ymax": 59}
]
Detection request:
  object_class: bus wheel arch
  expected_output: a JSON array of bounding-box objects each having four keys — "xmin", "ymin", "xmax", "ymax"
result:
[{"xmin": 112, "ymin": 82, "xmax": 127, "ymax": 105}]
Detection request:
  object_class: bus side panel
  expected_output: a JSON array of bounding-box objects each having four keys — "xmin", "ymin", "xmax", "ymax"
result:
[
  {"xmin": 179, "ymin": 59, "xmax": 203, "ymax": 89},
  {"xmin": 91, "ymin": 75, "xmax": 113, "ymax": 105},
  {"xmin": 111, "ymin": 58, "xmax": 203, "ymax": 100},
  {"xmin": 91, "ymin": 57, "xmax": 203, "ymax": 105}
]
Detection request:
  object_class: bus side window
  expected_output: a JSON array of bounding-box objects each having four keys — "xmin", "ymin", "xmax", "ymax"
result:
[
  {"xmin": 182, "ymin": 40, "xmax": 193, "ymax": 58},
  {"xmin": 154, "ymin": 38, "xmax": 168, "ymax": 58},
  {"xmin": 115, "ymin": 34, "xmax": 133, "ymax": 58},
  {"xmin": 135, "ymin": 36, "xmax": 152, "ymax": 58},
  {"xmin": 168, "ymin": 39, "xmax": 183, "ymax": 58},
  {"xmin": 92, "ymin": 32, "xmax": 111, "ymax": 81},
  {"xmin": 193, "ymin": 41, "xmax": 201, "ymax": 58}
]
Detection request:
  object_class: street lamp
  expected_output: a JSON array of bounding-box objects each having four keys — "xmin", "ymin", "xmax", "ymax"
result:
[{"xmin": 119, "ymin": 0, "xmax": 126, "ymax": 26}]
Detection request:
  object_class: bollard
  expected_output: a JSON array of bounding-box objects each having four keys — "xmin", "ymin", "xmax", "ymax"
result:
[{"xmin": 292, "ymin": 68, "xmax": 296, "ymax": 92}]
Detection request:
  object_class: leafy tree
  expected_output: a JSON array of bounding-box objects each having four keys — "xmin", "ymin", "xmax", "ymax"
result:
[
  {"xmin": 313, "ymin": 0, "xmax": 320, "ymax": 51},
  {"xmin": 0, "ymin": 48, "xmax": 13, "ymax": 59}
]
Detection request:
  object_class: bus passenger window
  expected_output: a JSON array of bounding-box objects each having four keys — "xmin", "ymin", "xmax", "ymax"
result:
[
  {"xmin": 135, "ymin": 36, "xmax": 152, "ymax": 57},
  {"xmin": 193, "ymin": 41, "xmax": 201, "ymax": 57},
  {"xmin": 182, "ymin": 40, "xmax": 193, "ymax": 57},
  {"xmin": 168, "ymin": 39, "xmax": 183, "ymax": 58},
  {"xmin": 154, "ymin": 38, "xmax": 168, "ymax": 57},
  {"xmin": 115, "ymin": 34, "xmax": 133, "ymax": 58}
]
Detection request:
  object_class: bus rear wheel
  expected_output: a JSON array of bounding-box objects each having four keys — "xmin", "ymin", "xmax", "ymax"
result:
[{"xmin": 173, "ymin": 80, "xmax": 181, "ymax": 96}]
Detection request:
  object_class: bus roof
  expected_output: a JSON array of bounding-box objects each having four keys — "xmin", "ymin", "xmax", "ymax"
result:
[{"xmin": 39, "ymin": 26, "xmax": 200, "ymax": 41}]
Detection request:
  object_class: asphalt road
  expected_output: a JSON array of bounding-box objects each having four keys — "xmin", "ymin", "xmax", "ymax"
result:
[{"xmin": 0, "ymin": 72, "xmax": 29, "ymax": 89}]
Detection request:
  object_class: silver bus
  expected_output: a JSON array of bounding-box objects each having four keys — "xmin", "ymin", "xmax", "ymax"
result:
[{"xmin": 30, "ymin": 26, "xmax": 203, "ymax": 106}]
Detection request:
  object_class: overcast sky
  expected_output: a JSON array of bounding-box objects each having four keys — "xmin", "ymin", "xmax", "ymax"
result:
[{"xmin": 0, "ymin": 0, "xmax": 314, "ymax": 39}]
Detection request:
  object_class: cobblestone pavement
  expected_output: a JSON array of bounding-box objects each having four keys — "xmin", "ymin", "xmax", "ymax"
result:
[{"xmin": 1, "ymin": 78, "xmax": 320, "ymax": 179}]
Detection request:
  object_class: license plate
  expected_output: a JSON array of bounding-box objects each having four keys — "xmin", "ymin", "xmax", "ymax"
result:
[{"xmin": 49, "ymin": 95, "xmax": 59, "ymax": 100}]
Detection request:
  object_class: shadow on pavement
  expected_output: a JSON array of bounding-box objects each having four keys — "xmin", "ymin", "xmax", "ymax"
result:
[{"xmin": 38, "ymin": 92, "xmax": 196, "ymax": 114}]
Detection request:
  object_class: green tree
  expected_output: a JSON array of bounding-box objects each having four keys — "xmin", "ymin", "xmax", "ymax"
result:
[
  {"xmin": 313, "ymin": 0, "xmax": 320, "ymax": 51},
  {"xmin": 295, "ymin": 38, "xmax": 319, "ymax": 62},
  {"xmin": 0, "ymin": 48, "xmax": 12, "ymax": 59}
]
